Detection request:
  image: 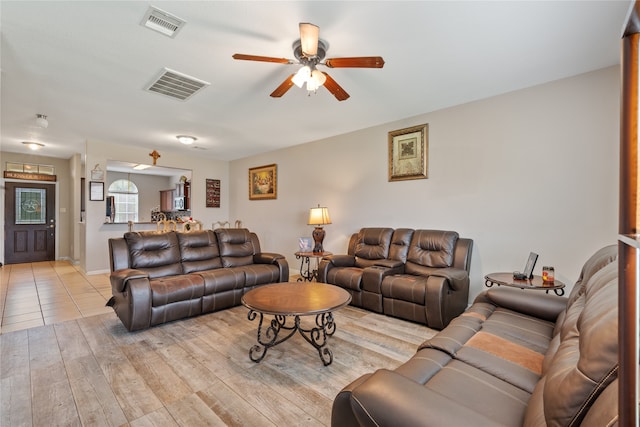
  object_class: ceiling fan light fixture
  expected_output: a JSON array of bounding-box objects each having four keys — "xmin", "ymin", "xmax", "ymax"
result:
[
  {"xmin": 292, "ymin": 66, "xmax": 311, "ymax": 88},
  {"xmin": 176, "ymin": 135, "xmax": 197, "ymax": 145},
  {"xmin": 311, "ymin": 69, "xmax": 326, "ymax": 86},
  {"xmin": 299, "ymin": 23, "xmax": 319, "ymax": 57}
]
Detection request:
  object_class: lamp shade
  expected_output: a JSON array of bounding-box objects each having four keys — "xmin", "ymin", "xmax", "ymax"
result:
[{"xmin": 308, "ymin": 206, "xmax": 331, "ymax": 225}]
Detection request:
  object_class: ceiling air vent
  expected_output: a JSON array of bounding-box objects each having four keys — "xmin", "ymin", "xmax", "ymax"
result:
[
  {"xmin": 145, "ymin": 68, "xmax": 210, "ymax": 101},
  {"xmin": 141, "ymin": 6, "xmax": 185, "ymax": 38}
]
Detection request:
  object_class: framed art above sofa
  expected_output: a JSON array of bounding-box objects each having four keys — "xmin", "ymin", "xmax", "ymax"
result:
[
  {"xmin": 388, "ymin": 123, "xmax": 428, "ymax": 181},
  {"xmin": 249, "ymin": 163, "xmax": 277, "ymax": 200}
]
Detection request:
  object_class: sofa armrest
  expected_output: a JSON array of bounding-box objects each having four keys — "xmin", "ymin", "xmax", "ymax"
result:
[
  {"xmin": 318, "ymin": 254, "xmax": 356, "ymax": 283},
  {"xmin": 108, "ymin": 271, "xmax": 152, "ymax": 331},
  {"xmin": 324, "ymin": 254, "xmax": 356, "ymax": 267},
  {"xmin": 342, "ymin": 369, "xmax": 499, "ymax": 427},
  {"xmin": 476, "ymin": 287, "xmax": 567, "ymax": 322},
  {"xmin": 253, "ymin": 252, "xmax": 284, "ymax": 264},
  {"xmin": 254, "ymin": 252, "xmax": 289, "ymax": 282},
  {"xmin": 424, "ymin": 272, "xmax": 470, "ymax": 329},
  {"xmin": 428, "ymin": 267, "xmax": 470, "ymax": 292},
  {"xmin": 110, "ymin": 268, "xmax": 149, "ymax": 293}
]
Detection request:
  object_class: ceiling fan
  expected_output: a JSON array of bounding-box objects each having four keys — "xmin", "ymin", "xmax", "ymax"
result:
[{"xmin": 232, "ymin": 23, "xmax": 385, "ymax": 101}]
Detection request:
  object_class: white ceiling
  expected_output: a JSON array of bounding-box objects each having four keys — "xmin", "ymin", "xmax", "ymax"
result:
[{"xmin": 0, "ymin": 1, "xmax": 632, "ymax": 162}]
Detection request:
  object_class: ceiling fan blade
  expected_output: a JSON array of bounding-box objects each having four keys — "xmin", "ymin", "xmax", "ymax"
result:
[
  {"xmin": 270, "ymin": 74, "xmax": 296, "ymax": 98},
  {"xmin": 324, "ymin": 57, "xmax": 385, "ymax": 68},
  {"xmin": 299, "ymin": 22, "xmax": 319, "ymax": 57},
  {"xmin": 322, "ymin": 72, "xmax": 350, "ymax": 101},
  {"xmin": 232, "ymin": 54, "xmax": 292, "ymax": 64}
]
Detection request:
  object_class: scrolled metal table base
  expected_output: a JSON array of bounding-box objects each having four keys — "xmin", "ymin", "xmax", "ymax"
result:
[{"xmin": 247, "ymin": 310, "xmax": 337, "ymax": 366}]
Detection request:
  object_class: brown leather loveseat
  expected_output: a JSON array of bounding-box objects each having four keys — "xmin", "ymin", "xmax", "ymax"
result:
[
  {"xmin": 318, "ymin": 228, "xmax": 473, "ymax": 329},
  {"xmin": 331, "ymin": 244, "xmax": 619, "ymax": 426},
  {"xmin": 108, "ymin": 228, "xmax": 288, "ymax": 331}
]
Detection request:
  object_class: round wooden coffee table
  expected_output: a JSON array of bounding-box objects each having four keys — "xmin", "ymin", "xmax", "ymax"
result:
[{"xmin": 241, "ymin": 282, "xmax": 351, "ymax": 366}]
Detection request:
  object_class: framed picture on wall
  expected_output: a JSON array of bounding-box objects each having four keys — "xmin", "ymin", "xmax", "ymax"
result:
[
  {"xmin": 89, "ymin": 181, "xmax": 104, "ymax": 201},
  {"xmin": 248, "ymin": 164, "xmax": 277, "ymax": 200},
  {"xmin": 388, "ymin": 123, "xmax": 428, "ymax": 181},
  {"xmin": 206, "ymin": 178, "xmax": 221, "ymax": 208}
]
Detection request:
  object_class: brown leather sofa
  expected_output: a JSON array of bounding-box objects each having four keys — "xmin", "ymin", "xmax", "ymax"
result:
[
  {"xmin": 318, "ymin": 228, "xmax": 473, "ymax": 329},
  {"xmin": 331, "ymin": 244, "xmax": 619, "ymax": 426},
  {"xmin": 107, "ymin": 228, "xmax": 288, "ymax": 331}
]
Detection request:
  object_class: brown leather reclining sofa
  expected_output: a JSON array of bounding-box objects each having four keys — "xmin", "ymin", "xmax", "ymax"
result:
[
  {"xmin": 108, "ymin": 228, "xmax": 288, "ymax": 331},
  {"xmin": 332, "ymin": 244, "xmax": 619, "ymax": 426},
  {"xmin": 318, "ymin": 228, "xmax": 473, "ymax": 329}
]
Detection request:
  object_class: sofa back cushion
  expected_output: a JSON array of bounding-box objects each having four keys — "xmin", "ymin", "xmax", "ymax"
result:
[
  {"xmin": 177, "ymin": 230, "xmax": 223, "ymax": 273},
  {"xmin": 124, "ymin": 231, "xmax": 182, "ymax": 278},
  {"xmin": 354, "ymin": 228, "xmax": 394, "ymax": 267},
  {"xmin": 553, "ymin": 244, "xmax": 617, "ymax": 337},
  {"xmin": 406, "ymin": 230, "xmax": 458, "ymax": 268},
  {"xmin": 532, "ymin": 261, "xmax": 618, "ymax": 427},
  {"xmin": 388, "ymin": 228, "xmax": 414, "ymax": 263},
  {"xmin": 214, "ymin": 228, "xmax": 254, "ymax": 267}
]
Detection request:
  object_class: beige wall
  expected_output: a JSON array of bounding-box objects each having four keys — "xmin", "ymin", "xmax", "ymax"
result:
[
  {"xmin": 229, "ymin": 66, "xmax": 620, "ymax": 300},
  {"xmin": 83, "ymin": 140, "xmax": 230, "ymax": 273},
  {"xmin": 0, "ymin": 66, "xmax": 620, "ymax": 303}
]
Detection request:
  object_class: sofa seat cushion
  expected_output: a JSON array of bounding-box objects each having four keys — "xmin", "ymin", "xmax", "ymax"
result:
[
  {"xmin": 195, "ymin": 269, "xmax": 245, "ymax": 294},
  {"xmin": 478, "ymin": 308, "xmax": 556, "ymax": 355},
  {"xmin": 150, "ymin": 275, "xmax": 205, "ymax": 307},
  {"xmin": 352, "ymin": 357, "xmax": 531, "ymax": 426},
  {"xmin": 326, "ymin": 267, "xmax": 363, "ymax": 291},
  {"xmin": 230, "ymin": 264, "xmax": 281, "ymax": 287},
  {"xmin": 380, "ymin": 274, "xmax": 426, "ymax": 304}
]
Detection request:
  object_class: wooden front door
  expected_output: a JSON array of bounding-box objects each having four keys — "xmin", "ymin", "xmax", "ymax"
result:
[{"xmin": 4, "ymin": 182, "xmax": 56, "ymax": 264}]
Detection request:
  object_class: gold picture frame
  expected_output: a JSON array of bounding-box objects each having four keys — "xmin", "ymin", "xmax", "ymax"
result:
[
  {"xmin": 249, "ymin": 164, "xmax": 277, "ymax": 200},
  {"xmin": 388, "ymin": 123, "xmax": 428, "ymax": 181}
]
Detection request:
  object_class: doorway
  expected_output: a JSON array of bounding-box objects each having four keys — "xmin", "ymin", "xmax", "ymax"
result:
[{"xmin": 4, "ymin": 181, "xmax": 56, "ymax": 264}]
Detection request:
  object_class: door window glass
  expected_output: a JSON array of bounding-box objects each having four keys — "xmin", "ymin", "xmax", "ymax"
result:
[{"xmin": 15, "ymin": 188, "xmax": 46, "ymax": 224}]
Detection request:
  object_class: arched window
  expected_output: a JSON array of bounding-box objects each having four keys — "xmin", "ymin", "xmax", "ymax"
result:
[{"xmin": 108, "ymin": 179, "xmax": 138, "ymax": 222}]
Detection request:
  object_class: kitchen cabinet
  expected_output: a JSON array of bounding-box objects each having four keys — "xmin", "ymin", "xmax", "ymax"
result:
[
  {"xmin": 160, "ymin": 189, "xmax": 174, "ymax": 212},
  {"xmin": 184, "ymin": 182, "xmax": 190, "ymax": 210}
]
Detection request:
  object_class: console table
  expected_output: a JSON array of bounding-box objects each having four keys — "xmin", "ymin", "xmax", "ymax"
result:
[{"xmin": 484, "ymin": 272, "xmax": 565, "ymax": 296}]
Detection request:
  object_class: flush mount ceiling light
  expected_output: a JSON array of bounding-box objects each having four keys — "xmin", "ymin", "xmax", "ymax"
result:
[
  {"xmin": 35, "ymin": 114, "xmax": 48, "ymax": 128},
  {"xmin": 22, "ymin": 141, "xmax": 44, "ymax": 150},
  {"xmin": 176, "ymin": 135, "xmax": 197, "ymax": 145}
]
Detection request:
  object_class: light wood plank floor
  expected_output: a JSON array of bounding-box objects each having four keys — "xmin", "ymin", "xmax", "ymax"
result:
[{"xmin": 0, "ymin": 261, "xmax": 437, "ymax": 426}]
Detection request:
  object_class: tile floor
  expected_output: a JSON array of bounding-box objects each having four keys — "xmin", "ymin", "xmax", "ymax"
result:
[{"xmin": 0, "ymin": 260, "xmax": 113, "ymax": 334}]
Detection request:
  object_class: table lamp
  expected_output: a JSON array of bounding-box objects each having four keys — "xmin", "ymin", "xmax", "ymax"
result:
[{"xmin": 308, "ymin": 204, "xmax": 331, "ymax": 253}]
